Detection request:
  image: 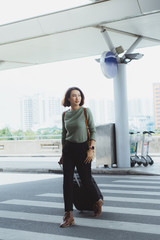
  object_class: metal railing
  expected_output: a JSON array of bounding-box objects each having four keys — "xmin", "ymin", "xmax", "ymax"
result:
[{"xmin": 0, "ymin": 134, "xmax": 61, "ymax": 141}]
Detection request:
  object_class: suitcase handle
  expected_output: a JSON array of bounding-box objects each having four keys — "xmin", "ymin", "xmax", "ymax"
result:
[{"xmin": 74, "ymin": 173, "xmax": 81, "ymax": 187}]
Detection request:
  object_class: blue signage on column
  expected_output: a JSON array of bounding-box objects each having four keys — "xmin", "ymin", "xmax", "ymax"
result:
[{"xmin": 100, "ymin": 51, "xmax": 118, "ymax": 79}]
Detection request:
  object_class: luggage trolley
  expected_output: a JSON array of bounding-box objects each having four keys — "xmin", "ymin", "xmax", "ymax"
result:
[
  {"xmin": 129, "ymin": 131, "xmax": 142, "ymax": 167},
  {"xmin": 140, "ymin": 131, "xmax": 154, "ymax": 165}
]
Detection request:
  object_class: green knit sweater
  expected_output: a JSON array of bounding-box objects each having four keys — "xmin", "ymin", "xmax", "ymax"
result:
[{"xmin": 62, "ymin": 107, "xmax": 96, "ymax": 145}]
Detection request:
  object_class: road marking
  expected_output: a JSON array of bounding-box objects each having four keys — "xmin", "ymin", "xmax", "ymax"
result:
[
  {"xmin": 129, "ymin": 176, "xmax": 160, "ymax": 180},
  {"xmin": 104, "ymin": 196, "xmax": 160, "ymax": 205},
  {"xmin": 98, "ymin": 184, "xmax": 160, "ymax": 189},
  {"xmin": 1, "ymin": 199, "xmax": 64, "ymax": 208},
  {"xmin": 101, "ymin": 189, "xmax": 160, "ymax": 196},
  {"xmin": 38, "ymin": 193, "xmax": 160, "ymax": 205},
  {"xmin": 114, "ymin": 180, "xmax": 160, "ymax": 184},
  {"xmin": 37, "ymin": 193, "xmax": 63, "ymax": 198},
  {"xmin": 0, "ymin": 227, "xmax": 92, "ymax": 240},
  {"xmin": 2, "ymin": 199, "xmax": 160, "ymax": 216},
  {"xmin": 0, "ymin": 210, "xmax": 160, "ymax": 235},
  {"xmin": 104, "ymin": 206, "xmax": 160, "ymax": 216}
]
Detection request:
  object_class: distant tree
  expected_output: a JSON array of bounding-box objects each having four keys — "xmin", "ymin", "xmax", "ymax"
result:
[
  {"xmin": 14, "ymin": 129, "xmax": 24, "ymax": 135},
  {"xmin": 35, "ymin": 127, "xmax": 61, "ymax": 139},
  {"xmin": 0, "ymin": 126, "xmax": 62, "ymax": 140},
  {"xmin": 53, "ymin": 129, "xmax": 62, "ymax": 135},
  {"xmin": 24, "ymin": 129, "xmax": 37, "ymax": 139},
  {"xmin": 0, "ymin": 127, "xmax": 13, "ymax": 140},
  {"xmin": 13, "ymin": 129, "xmax": 25, "ymax": 140}
]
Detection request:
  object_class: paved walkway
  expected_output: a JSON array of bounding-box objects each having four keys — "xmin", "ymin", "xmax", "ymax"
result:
[{"xmin": 0, "ymin": 155, "xmax": 160, "ymax": 175}]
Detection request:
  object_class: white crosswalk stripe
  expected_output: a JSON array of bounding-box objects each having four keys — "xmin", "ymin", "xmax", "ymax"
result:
[
  {"xmin": 101, "ymin": 189, "xmax": 160, "ymax": 196},
  {"xmin": 0, "ymin": 228, "xmax": 93, "ymax": 240},
  {"xmin": 37, "ymin": 193, "xmax": 63, "ymax": 198},
  {"xmin": 129, "ymin": 176, "xmax": 160, "ymax": 180},
  {"xmin": 2, "ymin": 199, "xmax": 64, "ymax": 208},
  {"xmin": 99, "ymin": 183, "xmax": 160, "ymax": 189},
  {"xmin": 1, "ymin": 176, "xmax": 160, "ymax": 238},
  {"xmin": 2, "ymin": 199, "xmax": 160, "ymax": 216},
  {"xmin": 114, "ymin": 180, "xmax": 160, "ymax": 184},
  {"xmin": 38, "ymin": 193, "xmax": 160, "ymax": 205}
]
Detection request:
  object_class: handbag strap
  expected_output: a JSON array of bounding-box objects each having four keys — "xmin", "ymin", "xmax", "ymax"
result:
[{"xmin": 84, "ymin": 108, "xmax": 90, "ymax": 140}]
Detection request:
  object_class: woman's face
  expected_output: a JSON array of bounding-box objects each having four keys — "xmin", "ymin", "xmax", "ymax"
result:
[{"xmin": 68, "ymin": 89, "xmax": 82, "ymax": 107}]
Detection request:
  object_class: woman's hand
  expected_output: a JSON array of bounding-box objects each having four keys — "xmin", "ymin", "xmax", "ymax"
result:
[
  {"xmin": 84, "ymin": 149, "xmax": 94, "ymax": 164},
  {"xmin": 58, "ymin": 156, "xmax": 63, "ymax": 165}
]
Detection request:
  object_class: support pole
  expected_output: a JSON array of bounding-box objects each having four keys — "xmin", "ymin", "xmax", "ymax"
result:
[
  {"xmin": 113, "ymin": 64, "xmax": 130, "ymax": 167},
  {"xmin": 124, "ymin": 37, "xmax": 143, "ymax": 55},
  {"xmin": 101, "ymin": 28, "xmax": 130, "ymax": 167},
  {"xmin": 101, "ymin": 28, "xmax": 120, "ymax": 62}
]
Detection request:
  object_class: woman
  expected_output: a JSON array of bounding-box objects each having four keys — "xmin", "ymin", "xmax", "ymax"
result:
[{"xmin": 59, "ymin": 87, "xmax": 103, "ymax": 228}]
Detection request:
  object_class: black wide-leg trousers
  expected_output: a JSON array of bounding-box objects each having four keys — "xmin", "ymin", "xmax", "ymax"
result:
[{"xmin": 62, "ymin": 141, "xmax": 99, "ymax": 212}]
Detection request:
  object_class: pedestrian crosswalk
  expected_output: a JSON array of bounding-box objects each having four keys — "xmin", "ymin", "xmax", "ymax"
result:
[
  {"xmin": 101, "ymin": 189, "xmax": 160, "ymax": 196},
  {"xmin": 0, "ymin": 228, "xmax": 91, "ymax": 240},
  {"xmin": 0, "ymin": 209, "xmax": 160, "ymax": 235},
  {"xmin": 1, "ymin": 175, "xmax": 160, "ymax": 239},
  {"xmin": 114, "ymin": 180, "xmax": 160, "ymax": 184},
  {"xmin": 103, "ymin": 196, "xmax": 160, "ymax": 204},
  {"xmin": 99, "ymin": 183, "xmax": 160, "ymax": 189},
  {"xmin": 3, "ymin": 199, "xmax": 160, "ymax": 216},
  {"xmin": 38, "ymin": 192, "xmax": 160, "ymax": 204}
]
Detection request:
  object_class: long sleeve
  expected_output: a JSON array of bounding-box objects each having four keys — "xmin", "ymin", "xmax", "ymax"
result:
[
  {"xmin": 86, "ymin": 108, "xmax": 96, "ymax": 141},
  {"xmin": 62, "ymin": 112, "xmax": 67, "ymax": 145},
  {"xmin": 61, "ymin": 107, "xmax": 96, "ymax": 144}
]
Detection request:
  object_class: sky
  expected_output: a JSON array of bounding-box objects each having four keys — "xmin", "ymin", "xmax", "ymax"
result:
[
  {"xmin": 0, "ymin": 44, "xmax": 160, "ymax": 130},
  {"xmin": 126, "ymin": 46, "xmax": 160, "ymax": 100},
  {"xmin": 0, "ymin": 55, "xmax": 114, "ymax": 129}
]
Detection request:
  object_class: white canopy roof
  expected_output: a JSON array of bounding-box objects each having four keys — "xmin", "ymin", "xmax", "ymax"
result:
[{"xmin": 0, "ymin": 0, "xmax": 160, "ymax": 70}]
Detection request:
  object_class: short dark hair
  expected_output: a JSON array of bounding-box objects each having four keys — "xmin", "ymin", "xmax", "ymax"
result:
[{"xmin": 62, "ymin": 87, "xmax": 85, "ymax": 107}]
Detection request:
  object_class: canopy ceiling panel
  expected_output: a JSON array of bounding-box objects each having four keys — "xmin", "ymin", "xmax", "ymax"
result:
[
  {"xmin": 0, "ymin": 28, "xmax": 137, "ymax": 67},
  {"xmin": 0, "ymin": 0, "xmax": 159, "ymax": 70},
  {"xmin": 105, "ymin": 12, "xmax": 160, "ymax": 44}
]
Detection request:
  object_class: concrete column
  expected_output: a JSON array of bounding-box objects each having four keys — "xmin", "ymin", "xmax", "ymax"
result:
[{"xmin": 113, "ymin": 63, "xmax": 130, "ymax": 167}]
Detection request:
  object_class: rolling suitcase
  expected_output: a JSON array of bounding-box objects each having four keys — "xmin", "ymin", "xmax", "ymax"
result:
[{"xmin": 73, "ymin": 173, "xmax": 103, "ymax": 211}]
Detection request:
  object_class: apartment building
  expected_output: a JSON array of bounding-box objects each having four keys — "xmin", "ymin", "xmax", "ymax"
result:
[{"xmin": 153, "ymin": 83, "xmax": 160, "ymax": 129}]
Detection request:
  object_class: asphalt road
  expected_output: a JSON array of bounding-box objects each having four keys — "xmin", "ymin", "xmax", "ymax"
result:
[
  {"xmin": 0, "ymin": 173, "xmax": 160, "ymax": 240},
  {"xmin": 0, "ymin": 156, "xmax": 60, "ymax": 170}
]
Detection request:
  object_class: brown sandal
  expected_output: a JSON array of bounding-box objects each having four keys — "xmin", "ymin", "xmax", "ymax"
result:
[
  {"xmin": 60, "ymin": 211, "xmax": 75, "ymax": 228},
  {"xmin": 93, "ymin": 199, "xmax": 103, "ymax": 217}
]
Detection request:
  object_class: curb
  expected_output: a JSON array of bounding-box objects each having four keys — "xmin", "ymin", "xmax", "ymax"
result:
[{"xmin": 1, "ymin": 168, "xmax": 160, "ymax": 176}]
